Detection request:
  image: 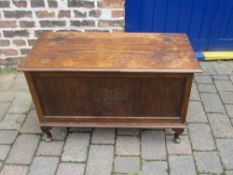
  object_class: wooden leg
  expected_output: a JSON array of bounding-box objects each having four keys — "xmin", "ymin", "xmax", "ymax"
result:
[
  {"xmin": 172, "ymin": 128, "xmax": 184, "ymax": 144},
  {"xmin": 41, "ymin": 127, "xmax": 52, "ymax": 142}
]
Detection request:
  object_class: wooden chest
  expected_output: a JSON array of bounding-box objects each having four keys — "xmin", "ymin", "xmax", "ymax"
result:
[{"xmin": 19, "ymin": 32, "xmax": 201, "ymax": 143}]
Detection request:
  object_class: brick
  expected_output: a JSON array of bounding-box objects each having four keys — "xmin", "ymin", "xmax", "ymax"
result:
[
  {"xmin": 190, "ymin": 83, "xmax": 200, "ymax": 101},
  {"xmin": 215, "ymin": 80, "xmax": 233, "ymax": 92},
  {"xmin": 201, "ymin": 93, "xmax": 225, "ymax": 113},
  {"xmin": 0, "ymin": 113, "xmax": 25, "ymax": 130},
  {"xmin": 98, "ymin": 0, "xmax": 124, "ymax": 8},
  {"xmin": 13, "ymin": 39, "xmax": 27, "ymax": 46},
  {"xmin": 166, "ymin": 136, "xmax": 192, "ymax": 155},
  {"xmin": 0, "ymin": 102, "xmax": 10, "ymax": 121},
  {"xmin": 187, "ymin": 101, "xmax": 208, "ymax": 123},
  {"xmin": 20, "ymin": 48, "xmax": 30, "ymax": 55},
  {"xmin": 39, "ymin": 20, "xmax": 66, "ymax": 27},
  {"xmin": 0, "ymin": 130, "xmax": 18, "ymax": 144},
  {"xmin": 58, "ymin": 10, "xmax": 71, "ymax": 18},
  {"xmin": 20, "ymin": 110, "xmax": 42, "ymax": 134},
  {"xmin": 73, "ymin": 10, "xmax": 87, "ymax": 17},
  {"xmin": 216, "ymin": 139, "xmax": 233, "ymax": 169},
  {"xmin": 0, "ymin": 21, "xmax": 17, "ymax": 28},
  {"xmin": 36, "ymin": 10, "xmax": 55, "ymax": 18},
  {"xmin": 0, "ymin": 165, "xmax": 28, "ymax": 175},
  {"xmin": 89, "ymin": 10, "xmax": 101, "ymax": 17},
  {"xmin": 86, "ymin": 145, "xmax": 114, "ymax": 175},
  {"xmin": 142, "ymin": 161, "xmax": 168, "ymax": 175},
  {"xmin": 194, "ymin": 152, "xmax": 223, "ymax": 174},
  {"xmin": 36, "ymin": 141, "xmax": 64, "ymax": 156},
  {"xmin": 6, "ymin": 134, "xmax": 40, "ymax": 164},
  {"xmin": 4, "ymin": 11, "xmax": 32, "ymax": 18},
  {"xmin": 31, "ymin": 0, "xmax": 45, "ymax": 7},
  {"xmin": 92, "ymin": 128, "xmax": 115, "ymax": 144},
  {"xmin": 114, "ymin": 156, "xmax": 140, "ymax": 174},
  {"xmin": 48, "ymin": 0, "xmax": 58, "ymax": 8},
  {"xmin": 62, "ymin": 133, "xmax": 90, "ymax": 162},
  {"xmin": 13, "ymin": 0, "xmax": 27, "ymax": 8},
  {"xmin": 68, "ymin": 0, "xmax": 94, "ymax": 8},
  {"xmin": 0, "ymin": 1, "xmax": 10, "ymax": 8},
  {"xmin": 169, "ymin": 155, "xmax": 196, "ymax": 175},
  {"xmin": 142, "ymin": 131, "xmax": 166, "ymax": 160},
  {"xmin": 27, "ymin": 39, "xmax": 37, "ymax": 46},
  {"xmin": 117, "ymin": 128, "xmax": 140, "ymax": 136},
  {"xmin": 0, "ymin": 145, "xmax": 10, "ymax": 161},
  {"xmin": 8, "ymin": 92, "xmax": 32, "ymax": 113},
  {"xmin": 220, "ymin": 92, "xmax": 233, "ymax": 104},
  {"xmin": 0, "ymin": 40, "xmax": 10, "ymax": 47},
  {"xmin": 70, "ymin": 20, "xmax": 95, "ymax": 27},
  {"xmin": 188, "ymin": 123, "xmax": 215, "ymax": 150},
  {"xmin": 195, "ymin": 75, "xmax": 212, "ymax": 84},
  {"xmin": 19, "ymin": 21, "xmax": 35, "ymax": 28},
  {"xmin": 28, "ymin": 156, "xmax": 59, "ymax": 175},
  {"xmin": 208, "ymin": 113, "xmax": 233, "ymax": 137},
  {"xmin": 12, "ymin": 72, "xmax": 28, "ymax": 90},
  {"xmin": 116, "ymin": 136, "xmax": 140, "ymax": 156},
  {"xmin": 112, "ymin": 10, "xmax": 124, "ymax": 18},
  {"xmin": 197, "ymin": 83, "xmax": 217, "ymax": 93},
  {"xmin": 3, "ymin": 30, "xmax": 29, "ymax": 38},
  {"xmin": 100, "ymin": 9, "xmax": 112, "ymax": 19},
  {"xmin": 98, "ymin": 20, "xmax": 124, "ymax": 28},
  {"xmin": 57, "ymin": 163, "xmax": 85, "ymax": 175},
  {"xmin": 226, "ymin": 104, "xmax": 233, "ymax": 118}
]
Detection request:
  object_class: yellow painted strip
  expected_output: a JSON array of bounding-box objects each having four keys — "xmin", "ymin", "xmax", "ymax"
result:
[{"xmin": 203, "ymin": 51, "xmax": 233, "ymax": 60}]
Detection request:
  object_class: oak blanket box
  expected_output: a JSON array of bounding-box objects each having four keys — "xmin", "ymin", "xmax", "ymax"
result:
[{"xmin": 18, "ymin": 32, "xmax": 202, "ymax": 143}]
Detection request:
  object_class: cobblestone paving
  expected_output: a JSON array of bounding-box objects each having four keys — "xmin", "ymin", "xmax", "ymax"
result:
[{"xmin": 0, "ymin": 61, "xmax": 233, "ymax": 175}]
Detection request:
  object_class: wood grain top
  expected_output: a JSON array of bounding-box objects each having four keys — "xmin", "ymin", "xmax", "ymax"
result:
[{"xmin": 18, "ymin": 32, "xmax": 202, "ymax": 73}]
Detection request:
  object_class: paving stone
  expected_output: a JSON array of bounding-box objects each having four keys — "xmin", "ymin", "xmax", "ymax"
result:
[
  {"xmin": 208, "ymin": 113, "xmax": 233, "ymax": 138},
  {"xmin": 20, "ymin": 110, "xmax": 41, "ymax": 134},
  {"xmin": 114, "ymin": 156, "xmax": 140, "ymax": 174},
  {"xmin": 62, "ymin": 133, "xmax": 90, "ymax": 162},
  {"xmin": 0, "ymin": 114, "xmax": 25, "ymax": 129},
  {"xmin": 0, "ymin": 130, "xmax": 18, "ymax": 144},
  {"xmin": 195, "ymin": 75, "xmax": 212, "ymax": 84},
  {"xmin": 216, "ymin": 139, "xmax": 233, "ymax": 169},
  {"xmin": 86, "ymin": 145, "xmax": 114, "ymax": 175},
  {"xmin": 215, "ymin": 80, "xmax": 233, "ymax": 92},
  {"xmin": 230, "ymin": 75, "xmax": 233, "ymax": 83},
  {"xmin": 169, "ymin": 155, "xmax": 196, "ymax": 175},
  {"xmin": 116, "ymin": 136, "xmax": 140, "ymax": 156},
  {"xmin": 190, "ymin": 83, "xmax": 200, "ymax": 101},
  {"xmin": 166, "ymin": 136, "xmax": 192, "ymax": 155},
  {"xmin": 69, "ymin": 128, "xmax": 92, "ymax": 132},
  {"xmin": 226, "ymin": 170, "xmax": 233, "ymax": 175},
  {"xmin": 165, "ymin": 128, "xmax": 188, "ymax": 135},
  {"xmin": 142, "ymin": 161, "xmax": 168, "ymax": 175},
  {"xmin": 0, "ymin": 165, "xmax": 28, "ymax": 175},
  {"xmin": 220, "ymin": 92, "xmax": 233, "ymax": 104},
  {"xmin": 117, "ymin": 128, "xmax": 140, "ymax": 136},
  {"xmin": 8, "ymin": 92, "xmax": 32, "ymax": 113},
  {"xmin": 0, "ymin": 91, "xmax": 15, "ymax": 102},
  {"xmin": 194, "ymin": 152, "xmax": 223, "ymax": 174},
  {"xmin": 141, "ymin": 131, "xmax": 166, "ymax": 160},
  {"xmin": 6, "ymin": 134, "xmax": 40, "ymax": 164},
  {"xmin": 188, "ymin": 123, "xmax": 215, "ymax": 150},
  {"xmin": 201, "ymin": 93, "xmax": 225, "ymax": 113},
  {"xmin": 0, "ymin": 145, "xmax": 10, "ymax": 161},
  {"xmin": 0, "ymin": 162, "xmax": 2, "ymax": 170},
  {"xmin": 50, "ymin": 127, "xmax": 67, "ymax": 141},
  {"xmin": 212, "ymin": 61, "xmax": 233, "ymax": 74},
  {"xmin": 28, "ymin": 156, "xmax": 59, "ymax": 175},
  {"xmin": 187, "ymin": 101, "xmax": 208, "ymax": 123},
  {"xmin": 92, "ymin": 129, "xmax": 115, "ymax": 144},
  {"xmin": 226, "ymin": 104, "xmax": 233, "ymax": 118},
  {"xmin": 0, "ymin": 103, "xmax": 10, "ymax": 121},
  {"xmin": 0, "ymin": 74, "xmax": 15, "ymax": 91},
  {"xmin": 36, "ymin": 141, "xmax": 64, "ymax": 156},
  {"xmin": 197, "ymin": 83, "xmax": 217, "ymax": 93},
  {"xmin": 12, "ymin": 73, "xmax": 28, "ymax": 91},
  {"xmin": 212, "ymin": 75, "xmax": 229, "ymax": 80},
  {"xmin": 199, "ymin": 62, "xmax": 216, "ymax": 75},
  {"xmin": 56, "ymin": 163, "xmax": 85, "ymax": 175}
]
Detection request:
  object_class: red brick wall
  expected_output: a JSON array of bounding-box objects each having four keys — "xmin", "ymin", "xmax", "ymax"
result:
[{"xmin": 0, "ymin": 0, "xmax": 125, "ymax": 66}]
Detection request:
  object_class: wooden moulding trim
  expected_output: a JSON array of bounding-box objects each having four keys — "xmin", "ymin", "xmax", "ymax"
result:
[{"xmin": 39, "ymin": 122, "xmax": 186, "ymax": 129}]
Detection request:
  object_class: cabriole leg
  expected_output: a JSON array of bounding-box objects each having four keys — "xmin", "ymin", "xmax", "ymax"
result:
[
  {"xmin": 172, "ymin": 128, "xmax": 184, "ymax": 144},
  {"xmin": 41, "ymin": 127, "xmax": 52, "ymax": 142}
]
